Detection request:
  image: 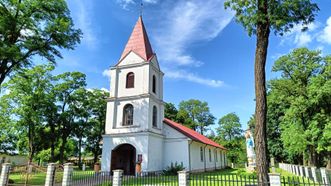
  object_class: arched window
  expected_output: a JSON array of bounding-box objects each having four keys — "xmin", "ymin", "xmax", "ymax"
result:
[
  {"xmin": 126, "ymin": 72, "xmax": 134, "ymax": 88},
  {"xmin": 123, "ymin": 104, "xmax": 133, "ymax": 126},
  {"xmin": 200, "ymin": 147, "xmax": 203, "ymax": 162},
  {"xmin": 152, "ymin": 75, "xmax": 156, "ymax": 93},
  {"xmin": 152, "ymin": 106, "xmax": 157, "ymax": 127}
]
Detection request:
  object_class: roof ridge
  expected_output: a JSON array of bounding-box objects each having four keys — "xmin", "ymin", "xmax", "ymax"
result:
[{"xmin": 163, "ymin": 118, "xmax": 226, "ymax": 150}]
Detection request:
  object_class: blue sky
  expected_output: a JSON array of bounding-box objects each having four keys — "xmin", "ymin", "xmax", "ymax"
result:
[{"xmin": 55, "ymin": 0, "xmax": 331, "ymax": 130}]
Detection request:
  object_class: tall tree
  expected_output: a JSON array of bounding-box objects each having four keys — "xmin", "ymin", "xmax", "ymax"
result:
[
  {"xmin": 224, "ymin": 0, "xmax": 319, "ymax": 183},
  {"xmin": 217, "ymin": 113, "xmax": 243, "ymax": 141},
  {"xmin": 1, "ymin": 63, "xmax": 55, "ymax": 162},
  {"xmin": 85, "ymin": 89, "xmax": 108, "ymax": 163},
  {"xmin": 0, "ymin": 0, "xmax": 81, "ymax": 85},
  {"xmin": 271, "ymin": 48, "xmax": 330, "ymax": 167},
  {"xmin": 54, "ymin": 72, "xmax": 86, "ymax": 163},
  {"xmin": 216, "ymin": 113, "xmax": 246, "ymax": 164},
  {"xmin": 177, "ymin": 99, "xmax": 215, "ymax": 135}
]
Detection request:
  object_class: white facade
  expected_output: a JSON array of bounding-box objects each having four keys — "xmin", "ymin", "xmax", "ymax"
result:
[{"xmin": 101, "ymin": 16, "xmax": 227, "ymax": 174}]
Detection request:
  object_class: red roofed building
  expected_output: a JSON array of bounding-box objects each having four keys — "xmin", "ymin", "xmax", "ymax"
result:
[{"xmin": 101, "ymin": 16, "xmax": 227, "ymax": 175}]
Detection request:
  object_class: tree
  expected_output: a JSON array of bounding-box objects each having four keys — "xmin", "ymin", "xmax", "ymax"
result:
[
  {"xmin": 216, "ymin": 113, "xmax": 246, "ymax": 164},
  {"xmin": 224, "ymin": 0, "xmax": 319, "ymax": 183},
  {"xmin": 54, "ymin": 71, "xmax": 86, "ymax": 163},
  {"xmin": 177, "ymin": 99, "xmax": 215, "ymax": 135},
  {"xmin": 1, "ymin": 63, "xmax": 55, "ymax": 163},
  {"xmin": 164, "ymin": 102, "xmax": 178, "ymax": 121},
  {"xmin": 85, "ymin": 89, "xmax": 108, "ymax": 164},
  {"xmin": 0, "ymin": 0, "xmax": 81, "ymax": 86},
  {"xmin": 269, "ymin": 48, "xmax": 330, "ymax": 167},
  {"xmin": 217, "ymin": 113, "xmax": 243, "ymax": 141}
]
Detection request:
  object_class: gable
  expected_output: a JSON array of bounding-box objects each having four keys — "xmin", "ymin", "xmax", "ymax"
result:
[
  {"xmin": 117, "ymin": 51, "xmax": 146, "ymax": 66},
  {"xmin": 163, "ymin": 122, "xmax": 187, "ymax": 139}
]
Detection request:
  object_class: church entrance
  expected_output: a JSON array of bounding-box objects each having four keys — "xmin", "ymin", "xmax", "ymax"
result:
[{"xmin": 111, "ymin": 144, "xmax": 136, "ymax": 175}]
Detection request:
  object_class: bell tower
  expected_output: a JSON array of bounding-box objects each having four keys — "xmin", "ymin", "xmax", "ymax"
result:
[
  {"xmin": 102, "ymin": 16, "xmax": 165, "ymax": 173},
  {"xmin": 105, "ymin": 16, "xmax": 164, "ymax": 134}
]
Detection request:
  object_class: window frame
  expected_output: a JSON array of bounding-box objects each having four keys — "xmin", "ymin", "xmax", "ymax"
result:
[
  {"xmin": 126, "ymin": 72, "xmax": 135, "ymax": 88},
  {"xmin": 152, "ymin": 75, "xmax": 156, "ymax": 93},
  {"xmin": 152, "ymin": 106, "xmax": 157, "ymax": 127},
  {"xmin": 122, "ymin": 104, "xmax": 134, "ymax": 126}
]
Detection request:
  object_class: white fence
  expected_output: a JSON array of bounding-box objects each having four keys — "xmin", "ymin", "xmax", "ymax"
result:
[{"xmin": 279, "ymin": 163, "xmax": 330, "ymax": 185}]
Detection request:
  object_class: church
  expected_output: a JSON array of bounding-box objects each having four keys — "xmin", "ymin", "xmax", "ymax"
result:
[{"xmin": 101, "ymin": 16, "xmax": 227, "ymax": 175}]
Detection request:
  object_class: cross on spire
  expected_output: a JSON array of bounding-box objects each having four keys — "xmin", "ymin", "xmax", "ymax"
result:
[{"xmin": 139, "ymin": 0, "xmax": 143, "ymax": 16}]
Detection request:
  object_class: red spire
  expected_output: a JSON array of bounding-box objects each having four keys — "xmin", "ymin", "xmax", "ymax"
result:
[{"xmin": 119, "ymin": 16, "xmax": 154, "ymax": 62}]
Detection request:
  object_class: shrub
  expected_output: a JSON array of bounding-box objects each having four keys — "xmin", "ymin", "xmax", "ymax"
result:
[{"xmin": 163, "ymin": 162, "xmax": 185, "ymax": 175}]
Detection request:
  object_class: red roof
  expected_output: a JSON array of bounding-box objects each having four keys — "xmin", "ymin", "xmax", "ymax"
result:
[
  {"xmin": 163, "ymin": 118, "xmax": 226, "ymax": 150},
  {"xmin": 118, "ymin": 16, "xmax": 154, "ymax": 63}
]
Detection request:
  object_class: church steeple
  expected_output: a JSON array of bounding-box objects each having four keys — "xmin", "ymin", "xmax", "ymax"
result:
[{"xmin": 119, "ymin": 16, "xmax": 154, "ymax": 62}]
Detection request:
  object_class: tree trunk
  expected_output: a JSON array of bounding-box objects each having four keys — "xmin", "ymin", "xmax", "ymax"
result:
[
  {"xmin": 254, "ymin": 1, "xmax": 270, "ymax": 183},
  {"xmin": 50, "ymin": 120, "xmax": 55, "ymax": 162},
  {"xmin": 326, "ymin": 152, "xmax": 331, "ymax": 169},
  {"xmin": 78, "ymin": 136, "xmax": 82, "ymax": 169},
  {"xmin": 59, "ymin": 133, "xmax": 67, "ymax": 164}
]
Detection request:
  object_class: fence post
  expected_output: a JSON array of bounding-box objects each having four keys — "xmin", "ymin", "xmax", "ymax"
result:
[
  {"xmin": 320, "ymin": 168, "xmax": 330, "ymax": 185},
  {"xmin": 0, "ymin": 163, "xmax": 11, "ymax": 186},
  {"xmin": 178, "ymin": 171, "xmax": 189, "ymax": 186},
  {"xmin": 299, "ymin": 166, "xmax": 304, "ymax": 177},
  {"xmin": 112, "ymin": 170, "xmax": 123, "ymax": 186},
  {"xmin": 311, "ymin": 167, "xmax": 318, "ymax": 182},
  {"xmin": 269, "ymin": 173, "xmax": 281, "ymax": 186},
  {"xmin": 62, "ymin": 163, "xmax": 73, "ymax": 186},
  {"xmin": 45, "ymin": 163, "xmax": 56, "ymax": 186},
  {"xmin": 304, "ymin": 167, "xmax": 310, "ymax": 179}
]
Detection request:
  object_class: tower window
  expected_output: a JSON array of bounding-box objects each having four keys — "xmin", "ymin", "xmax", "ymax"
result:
[
  {"xmin": 123, "ymin": 104, "xmax": 133, "ymax": 126},
  {"xmin": 152, "ymin": 75, "xmax": 156, "ymax": 93},
  {"xmin": 126, "ymin": 72, "xmax": 134, "ymax": 88},
  {"xmin": 152, "ymin": 106, "xmax": 157, "ymax": 127},
  {"xmin": 200, "ymin": 147, "xmax": 203, "ymax": 162}
]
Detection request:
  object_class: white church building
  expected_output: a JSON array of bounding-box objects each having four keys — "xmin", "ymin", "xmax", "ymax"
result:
[{"xmin": 101, "ymin": 16, "xmax": 227, "ymax": 175}]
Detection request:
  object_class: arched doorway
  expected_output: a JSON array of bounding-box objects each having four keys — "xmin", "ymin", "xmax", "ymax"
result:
[{"xmin": 111, "ymin": 144, "xmax": 136, "ymax": 175}]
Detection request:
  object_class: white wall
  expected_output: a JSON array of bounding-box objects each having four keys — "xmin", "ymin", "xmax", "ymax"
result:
[
  {"xmin": 102, "ymin": 133, "xmax": 160, "ymax": 172},
  {"xmin": 163, "ymin": 124, "xmax": 190, "ymax": 170},
  {"xmin": 189, "ymin": 141, "xmax": 226, "ymax": 172}
]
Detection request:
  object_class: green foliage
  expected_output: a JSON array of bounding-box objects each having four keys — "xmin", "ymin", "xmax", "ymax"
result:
[
  {"xmin": 177, "ymin": 99, "xmax": 215, "ymax": 135},
  {"xmin": 164, "ymin": 102, "xmax": 178, "ymax": 121},
  {"xmin": 0, "ymin": 0, "xmax": 82, "ymax": 85},
  {"xmin": 217, "ymin": 113, "xmax": 243, "ymax": 141},
  {"xmin": 0, "ymin": 64, "xmax": 107, "ymax": 164},
  {"xmin": 163, "ymin": 162, "xmax": 185, "ymax": 175},
  {"xmin": 269, "ymin": 48, "xmax": 331, "ymax": 166},
  {"xmin": 216, "ymin": 113, "xmax": 246, "ymax": 164},
  {"xmin": 224, "ymin": 0, "xmax": 319, "ymax": 36}
]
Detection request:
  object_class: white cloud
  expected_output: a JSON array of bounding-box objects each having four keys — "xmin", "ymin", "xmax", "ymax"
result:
[
  {"xmin": 165, "ymin": 69, "xmax": 224, "ymax": 88},
  {"xmin": 70, "ymin": 0, "xmax": 98, "ymax": 49},
  {"xmin": 154, "ymin": 0, "xmax": 234, "ymax": 67},
  {"xmin": 102, "ymin": 69, "xmax": 112, "ymax": 79},
  {"xmin": 281, "ymin": 22, "xmax": 318, "ymax": 47},
  {"xmin": 318, "ymin": 17, "xmax": 331, "ymax": 44},
  {"xmin": 117, "ymin": 0, "xmax": 158, "ymax": 10}
]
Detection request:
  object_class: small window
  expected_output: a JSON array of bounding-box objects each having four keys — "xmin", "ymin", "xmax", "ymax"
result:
[
  {"xmin": 220, "ymin": 151, "xmax": 222, "ymax": 162},
  {"xmin": 126, "ymin": 72, "xmax": 134, "ymax": 88},
  {"xmin": 152, "ymin": 106, "xmax": 157, "ymax": 127},
  {"xmin": 152, "ymin": 75, "xmax": 156, "ymax": 93},
  {"xmin": 209, "ymin": 149, "xmax": 212, "ymax": 162},
  {"xmin": 200, "ymin": 147, "xmax": 203, "ymax": 162},
  {"xmin": 123, "ymin": 104, "xmax": 133, "ymax": 126}
]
